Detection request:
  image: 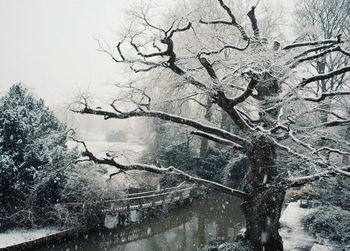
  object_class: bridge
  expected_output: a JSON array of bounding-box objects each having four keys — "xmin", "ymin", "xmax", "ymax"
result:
[
  {"xmin": 61, "ymin": 183, "xmax": 196, "ymax": 227},
  {"xmin": 1, "ymin": 184, "xmax": 197, "ymax": 251}
]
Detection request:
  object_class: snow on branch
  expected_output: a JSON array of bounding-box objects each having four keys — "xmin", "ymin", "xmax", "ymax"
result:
[
  {"xmin": 190, "ymin": 130, "xmax": 243, "ymax": 150},
  {"xmin": 198, "ymin": 39, "xmax": 250, "ymax": 56},
  {"xmin": 247, "ymin": 6, "xmax": 260, "ymax": 40},
  {"xmin": 199, "ymin": 0, "xmax": 249, "ymax": 41},
  {"xmin": 283, "ymin": 37, "xmax": 340, "ymax": 50},
  {"xmin": 230, "ymin": 78, "xmax": 259, "ymax": 107},
  {"xmin": 303, "ymin": 92, "xmax": 350, "ymax": 102},
  {"xmin": 71, "ymin": 137, "xmax": 249, "ymax": 199},
  {"xmin": 73, "ymin": 105, "xmax": 251, "ymax": 149},
  {"xmin": 297, "ymin": 119, "xmax": 350, "ymax": 129},
  {"xmin": 292, "ymin": 43, "xmax": 339, "ymax": 60},
  {"xmin": 96, "ymin": 39, "xmax": 163, "ymax": 73},
  {"xmin": 269, "ymin": 136, "xmax": 325, "ymax": 167},
  {"xmin": 290, "ymin": 45, "xmax": 344, "ymax": 68},
  {"xmin": 289, "ymin": 166, "xmax": 350, "ymax": 187},
  {"xmin": 299, "ymin": 66, "xmax": 350, "ymax": 88}
]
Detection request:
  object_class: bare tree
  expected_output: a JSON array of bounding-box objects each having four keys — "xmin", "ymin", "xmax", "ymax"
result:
[
  {"xmin": 72, "ymin": 0, "xmax": 350, "ymax": 250},
  {"xmin": 296, "ymin": 0, "xmax": 350, "ymax": 164}
]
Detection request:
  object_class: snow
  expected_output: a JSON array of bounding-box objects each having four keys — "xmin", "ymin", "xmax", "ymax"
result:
[
  {"xmin": 66, "ymin": 140, "xmax": 146, "ymax": 164},
  {"xmin": 279, "ymin": 201, "xmax": 315, "ymax": 251},
  {"xmin": 310, "ymin": 244, "xmax": 333, "ymax": 251},
  {"xmin": 0, "ymin": 228, "xmax": 61, "ymax": 248}
]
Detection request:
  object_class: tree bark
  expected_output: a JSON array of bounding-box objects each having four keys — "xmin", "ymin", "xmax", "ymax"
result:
[
  {"xmin": 242, "ymin": 135, "xmax": 285, "ymax": 251},
  {"xmin": 199, "ymin": 97, "xmax": 213, "ymax": 157}
]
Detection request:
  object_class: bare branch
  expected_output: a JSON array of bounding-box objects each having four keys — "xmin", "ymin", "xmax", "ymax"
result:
[
  {"xmin": 72, "ymin": 138, "xmax": 249, "ymax": 199},
  {"xmin": 292, "ymin": 43, "xmax": 338, "ymax": 60},
  {"xmin": 297, "ymin": 119, "xmax": 350, "ymax": 130},
  {"xmin": 290, "ymin": 166, "xmax": 350, "ymax": 187},
  {"xmin": 168, "ymin": 22, "xmax": 192, "ymax": 38},
  {"xmin": 247, "ymin": 6, "xmax": 260, "ymax": 40},
  {"xmin": 200, "ymin": 0, "xmax": 249, "ymax": 41},
  {"xmin": 283, "ymin": 38, "xmax": 340, "ymax": 50},
  {"xmin": 299, "ymin": 66, "xmax": 350, "ymax": 87},
  {"xmin": 198, "ymin": 40, "xmax": 250, "ymax": 57},
  {"xmin": 190, "ymin": 130, "xmax": 243, "ymax": 149},
  {"xmin": 303, "ymin": 91, "xmax": 350, "ymax": 102},
  {"xmin": 73, "ymin": 106, "xmax": 251, "ymax": 148},
  {"xmin": 290, "ymin": 45, "xmax": 343, "ymax": 68},
  {"xmin": 230, "ymin": 78, "xmax": 259, "ymax": 106}
]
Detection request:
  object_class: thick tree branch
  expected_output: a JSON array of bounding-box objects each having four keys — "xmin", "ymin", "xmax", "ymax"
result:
[
  {"xmin": 190, "ymin": 130, "xmax": 243, "ymax": 149},
  {"xmin": 72, "ymin": 138, "xmax": 249, "ymax": 199},
  {"xmin": 247, "ymin": 6, "xmax": 260, "ymax": 40},
  {"xmin": 198, "ymin": 40, "xmax": 250, "ymax": 56},
  {"xmin": 230, "ymin": 78, "xmax": 259, "ymax": 106},
  {"xmin": 73, "ymin": 106, "xmax": 251, "ymax": 148},
  {"xmin": 283, "ymin": 38, "xmax": 340, "ymax": 50},
  {"xmin": 200, "ymin": 0, "xmax": 249, "ymax": 41},
  {"xmin": 289, "ymin": 166, "xmax": 350, "ymax": 187},
  {"xmin": 299, "ymin": 66, "xmax": 350, "ymax": 87},
  {"xmin": 303, "ymin": 91, "xmax": 350, "ymax": 102},
  {"xmin": 290, "ymin": 45, "xmax": 343, "ymax": 68}
]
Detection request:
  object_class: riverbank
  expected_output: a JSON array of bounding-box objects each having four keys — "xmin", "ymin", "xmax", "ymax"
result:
[
  {"xmin": 1, "ymin": 193, "xmax": 244, "ymax": 251},
  {"xmin": 0, "ymin": 228, "xmax": 61, "ymax": 249},
  {"xmin": 0, "ymin": 228, "xmax": 91, "ymax": 251}
]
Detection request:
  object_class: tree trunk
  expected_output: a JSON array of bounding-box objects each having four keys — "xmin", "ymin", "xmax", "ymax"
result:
[
  {"xmin": 242, "ymin": 135, "xmax": 285, "ymax": 251},
  {"xmin": 199, "ymin": 97, "xmax": 213, "ymax": 157}
]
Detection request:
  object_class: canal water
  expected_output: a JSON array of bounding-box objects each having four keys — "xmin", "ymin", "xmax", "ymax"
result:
[{"xmin": 39, "ymin": 193, "xmax": 245, "ymax": 251}]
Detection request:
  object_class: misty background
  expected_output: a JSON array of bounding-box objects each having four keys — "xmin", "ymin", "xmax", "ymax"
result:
[{"xmin": 0, "ymin": 0, "xmax": 296, "ymax": 139}]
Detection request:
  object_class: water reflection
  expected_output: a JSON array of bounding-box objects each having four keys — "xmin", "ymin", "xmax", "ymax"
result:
[{"xmin": 39, "ymin": 193, "xmax": 244, "ymax": 251}]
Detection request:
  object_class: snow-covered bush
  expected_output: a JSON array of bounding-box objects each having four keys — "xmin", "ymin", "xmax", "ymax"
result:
[
  {"xmin": 302, "ymin": 205, "xmax": 350, "ymax": 245},
  {"xmin": 201, "ymin": 240, "xmax": 252, "ymax": 251},
  {"xmin": 57, "ymin": 163, "xmax": 125, "ymax": 228},
  {"xmin": 315, "ymin": 177, "xmax": 350, "ymax": 210},
  {"xmin": 285, "ymin": 185, "xmax": 320, "ymax": 203},
  {"xmin": 0, "ymin": 84, "xmax": 74, "ymax": 228},
  {"xmin": 152, "ymin": 143, "xmax": 233, "ymax": 183}
]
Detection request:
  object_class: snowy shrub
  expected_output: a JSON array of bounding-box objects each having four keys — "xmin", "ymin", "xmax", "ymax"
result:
[
  {"xmin": 57, "ymin": 163, "xmax": 125, "ymax": 227},
  {"xmin": 285, "ymin": 185, "xmax": 320, "ymax": 202},
  {"xmin": 155, "ymin": 144, "xmax": 232, "ymax": 183},
  {"xmin": 302, "ymin": 205, "xmax": 350, "ymax": 245},
  {"xmin": 0, "ymin": 84, "xmax": 74, "ymax": 228},
  {"xmin": 196, "ymin": 147, "xmax": 232, "ymax": 182},
  {"xmin": 158, "ymin": 142, "xmax": 197, "ymax": 171},
  {"xmin": 201, "ymin": 240, "xmax": 252, "ymax": 251},
  {"xmin": 315, "ymin": 177, "xmax": 350, "ymax": 210}
]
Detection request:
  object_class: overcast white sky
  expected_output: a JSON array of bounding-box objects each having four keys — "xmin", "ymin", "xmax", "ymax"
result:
[
  {"xmin": 0, "ymin": 0, "xmax": 134, "ymax": 105},
  {"xmin": 0, "ymin": 0, "xmax": 295, "ymax": 106}
]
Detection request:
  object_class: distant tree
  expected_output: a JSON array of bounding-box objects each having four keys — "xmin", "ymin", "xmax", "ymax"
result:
[
  {"xmin": 105, "ymin": 130, "xmax": 128, "ymax": 142},
  {"xmin": 0, "ymin": 84, "xmax": 73, "ymax": 227},
  {"xmin": 73, "ymin": 0, "xmax": 350, "ymax": 250}
]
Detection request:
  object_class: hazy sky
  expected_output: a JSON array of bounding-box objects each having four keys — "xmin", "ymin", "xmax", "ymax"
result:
[
  {"xmin": 0, "ymin": 0, "xmax": 295, "ymax": 106},
  {"xmin": 0, "ymin": 0, "xmax": 134, "ymax": 105}
]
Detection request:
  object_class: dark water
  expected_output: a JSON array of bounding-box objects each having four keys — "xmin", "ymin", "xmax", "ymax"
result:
[{"xmin": 39, "ymin": 194, "xmax": 245, "ymax": 251}]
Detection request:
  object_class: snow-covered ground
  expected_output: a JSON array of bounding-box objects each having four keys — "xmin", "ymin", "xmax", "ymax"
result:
[
  {"xmin": 279, "ymin": 201, "xmax": 316, "ymax": 251},
  {"xmin": 279, "ymin": 201, "xmax": 334, "ymax": 251},
  {"xmin": 0, "ymin": 228, "xmax": 61, "ymax": 248}
]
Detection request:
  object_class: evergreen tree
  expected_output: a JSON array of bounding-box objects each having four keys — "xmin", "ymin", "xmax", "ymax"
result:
[{"xmin": 0, "ymin": 84, "xmax": 73, "ymax": 227}]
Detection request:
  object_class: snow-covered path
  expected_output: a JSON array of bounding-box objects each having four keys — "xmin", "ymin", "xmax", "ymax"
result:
[
  {"xmin": 279, "ymin": 201, "xmax": 315, "ymax": 251},
  {"xmin": 0, "ymin": 228, "xmax": 61, "ymax": 248}
]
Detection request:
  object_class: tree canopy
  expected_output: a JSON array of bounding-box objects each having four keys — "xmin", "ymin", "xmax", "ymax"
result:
[{"xmin": 72, "ymin": 0, "xmax": 350, "ymax": 250}]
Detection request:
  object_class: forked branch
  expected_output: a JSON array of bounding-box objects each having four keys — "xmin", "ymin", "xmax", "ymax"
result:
[{"xmin": 71, "ymin": 137, "xmax": 249, "ymax": 199}]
